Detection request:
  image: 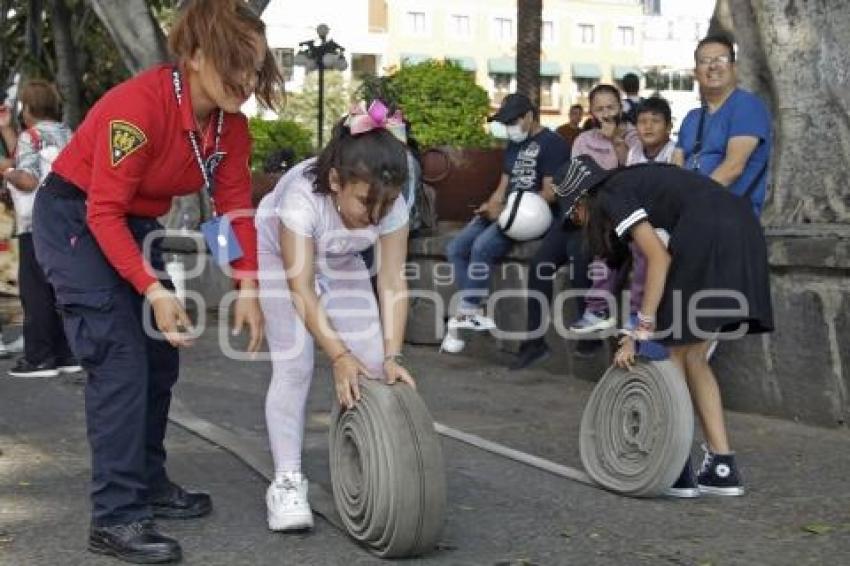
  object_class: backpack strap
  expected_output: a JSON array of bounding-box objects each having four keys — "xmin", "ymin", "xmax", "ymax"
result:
[{"xmin": 23, "ymin": 126, "xmax": 42, "ymax": 153}]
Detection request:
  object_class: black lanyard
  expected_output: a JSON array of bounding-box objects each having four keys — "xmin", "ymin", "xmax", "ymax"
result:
[
  {"xmin": 688, "ymin": 100, "xmax": 707, "ymax": 171},
  {"xmin": 171, "ymin": 67, "xmax": 225, "ymax": 203}
]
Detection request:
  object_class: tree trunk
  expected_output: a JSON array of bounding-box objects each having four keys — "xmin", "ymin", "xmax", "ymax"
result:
[
  {"xmin": 26, "ymin": 0, "xmax": 44, "ymax": 61},
  {"xmin": 711, "ymin": 0, "xmax": 850, "ymax": 225},
  {"xmin": 86, "ymin": 0, "xmax": 168, "ymax": 74},
  {"xmin": 47, "ymin": 0, "xmax": 84, "ymax": 128},
  {"xmin": 516, "ymin": 0, "xmax": 542, "ymax": 109}
]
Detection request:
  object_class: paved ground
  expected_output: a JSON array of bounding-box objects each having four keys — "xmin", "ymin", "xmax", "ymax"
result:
[{"xmin": 2, "ymin": 322, "xmax": 849, "ymax": 565}]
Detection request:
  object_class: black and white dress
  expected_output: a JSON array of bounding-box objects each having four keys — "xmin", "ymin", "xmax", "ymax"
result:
[{"xmin": 596, "ymin": 164, "xmax": 773, "ymax": 345}]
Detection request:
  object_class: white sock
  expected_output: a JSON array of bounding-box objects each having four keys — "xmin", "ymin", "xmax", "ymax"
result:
[{"xmin": 274, "ymin": 470, "xmax": 303, "ymax": 484}]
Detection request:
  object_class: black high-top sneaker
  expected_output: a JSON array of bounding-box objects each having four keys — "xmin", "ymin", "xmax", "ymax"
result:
[
  {"xmin": 697, "ymin": 444, "xmax": 745, "ymax": 496},
  {"xmin": 663, "ymin": 455, "xmax": 700, "ymax": 498}
]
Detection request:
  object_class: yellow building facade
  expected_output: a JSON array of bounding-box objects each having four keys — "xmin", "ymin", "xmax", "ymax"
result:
[{"xmin": 378, "ymin": 0, "xmax": 644, "ymax": 127}]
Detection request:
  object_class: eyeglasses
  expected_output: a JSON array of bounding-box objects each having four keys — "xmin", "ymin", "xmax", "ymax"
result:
[{"xmin": 697, "ymin": 55, "xmax": 732, "ymax": 67}]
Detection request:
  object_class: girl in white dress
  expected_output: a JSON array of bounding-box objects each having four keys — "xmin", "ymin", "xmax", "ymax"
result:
[{"xmin": 255, "ymin": 103, "xmax": 415, "ymax": 531}]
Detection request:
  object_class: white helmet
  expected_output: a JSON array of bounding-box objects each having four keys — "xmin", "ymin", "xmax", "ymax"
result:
[{"xmin": 498, "ymin": 190, "xmax": 552, "ymax": 241}]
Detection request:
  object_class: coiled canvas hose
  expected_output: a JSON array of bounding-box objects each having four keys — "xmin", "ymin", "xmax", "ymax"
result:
[
  {"xmin": 329, "ymin": 379, "xmax": 446, "ymax": 558},
  {"xmin": 579, "ymin": 360, "xmax": 694, "ymax": 497}
]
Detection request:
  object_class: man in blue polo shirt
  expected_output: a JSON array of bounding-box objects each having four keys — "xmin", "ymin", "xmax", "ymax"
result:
[{"xmin": 673, "ymin": 34, "xmax": 772, "ymax": 217}]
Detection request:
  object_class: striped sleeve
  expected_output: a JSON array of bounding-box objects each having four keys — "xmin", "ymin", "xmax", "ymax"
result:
[{"xmin": 600, "ymin": 183, "xmax": 648, "ymax": 239}]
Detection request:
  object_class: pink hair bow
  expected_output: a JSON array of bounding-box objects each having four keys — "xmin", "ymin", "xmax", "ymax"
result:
[{"xmin": 344, "ymin": 100, "xmax": 407, "ymax": 143}]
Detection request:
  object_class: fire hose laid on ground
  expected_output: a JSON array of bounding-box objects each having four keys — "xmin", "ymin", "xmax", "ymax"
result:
[
  {"xmin": 579, "ymin": 360, "xmax": 694, "ymax": 497},
  {"xmin": 170, "ymin": 359, "xmax": 691, "ymax": 559},
  {"xmin": 328, "ymin": 379, "xmax": 446, "ymax": 558}
]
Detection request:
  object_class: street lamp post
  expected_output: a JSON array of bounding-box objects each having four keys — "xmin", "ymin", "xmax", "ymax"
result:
[{"xmin": 293, "ymin": 24, "xmax": 347, "ymax": 149}]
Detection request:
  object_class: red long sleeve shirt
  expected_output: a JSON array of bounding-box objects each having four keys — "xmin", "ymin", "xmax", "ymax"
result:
[{"xmin": 52, "ymin": 64, "xmax": 258, "ymax": 294}]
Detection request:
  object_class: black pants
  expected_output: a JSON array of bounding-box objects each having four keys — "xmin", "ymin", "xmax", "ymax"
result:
[
  {"xmin": 525, "ymin": 221, "xmax": 592, "ymax": 347},
  {"xmin": 33, "ymin": 175, "xmax": 179, "ymax": 526},
  {"xmin": 18, "ymin": 232, "xmax": 74, "ymax": 365}
]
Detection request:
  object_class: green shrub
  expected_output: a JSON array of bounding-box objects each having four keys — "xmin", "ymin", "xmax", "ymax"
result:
[
  {"xmin": 388, "ymin": 61, "xmax": 494, "ymax": 149},
  {"xmin": 248, "ymin": 118, "xmax": 314, "ymax": 171}
]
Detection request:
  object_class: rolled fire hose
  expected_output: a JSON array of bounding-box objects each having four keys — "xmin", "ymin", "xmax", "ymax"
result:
[
  {"xmin": 329, "ymin": 379, "xmax": 446, "ymax": 558},
  {"xmin": 579, "ymin": 360, "xmax": 694, "ymax": 497}
]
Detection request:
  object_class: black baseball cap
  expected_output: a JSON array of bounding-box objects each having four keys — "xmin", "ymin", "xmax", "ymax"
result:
[
  {"xmin": 553, "ymin": 155, "xmax": 614, "ymax": 218},
  {"xmin": 488, "ymin": 93, "xmax": 535, "ymax": 124}
]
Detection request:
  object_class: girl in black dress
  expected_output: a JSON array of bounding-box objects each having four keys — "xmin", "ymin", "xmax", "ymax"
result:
[{"xmin": 556, "ymin": 155, "xmax": 773, "ymax": 498}]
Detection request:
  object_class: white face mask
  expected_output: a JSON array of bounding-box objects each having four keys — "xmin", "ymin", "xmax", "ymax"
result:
[{"xmin": 506, "ymin": 124, "xmax": 528, "ymax": 143}]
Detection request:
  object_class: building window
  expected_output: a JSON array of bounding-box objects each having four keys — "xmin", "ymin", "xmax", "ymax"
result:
[
  {"xmin": 616, "ymin": 26, "xmax": 635, "ymax": 47},
  {"xmin": 542, "ymin": 20, "xmax": 555, "ymax": 44},
  {"xmin": 492, "ymin": 73, "xmax": 512, "ymax": 104},
  {"xmin": 667, "ymin": 20, "xmax": 675, "ymax": 40},
  {"xmin": 670, "ymin": 71, "xmax": 695, "ymax": 91},
  {"xmin": 407, "ymin": 11, "xmax": 427, "ymax": 35},
  {"xmin": 540, "ymin": 77, "xmax": 557, "ymax": 108},
  {"xmin": 643, "ymin": 0, "xmax": 661, "ymax": 15},
  {"xmin": 646, "ymin": 69, "xmax": 695, "ymax": 92},
  {"xmin": 351, "ymin": 54, "xmax": 378, "ymax": 80},
  {"xmin": 271, "ymin": 48, "xmax": 293, "ymax": 81},
  {"xmin": 574, "ymin": 77, "xmax": 596, "ymax": 97},
  {"xmin": 451, "ymin": 14, "xmax": 471, "ymax": 37},
  {"xmin": 495, "ymin": 17, "xmax": 513, "ymax": 41},
  {"xmin": 368, "ymin": 0, "xmax": 388, "ymax": 32},
  {"xmin": 579, "ymin": 24, "xmax": 595, "ymax": 45}
]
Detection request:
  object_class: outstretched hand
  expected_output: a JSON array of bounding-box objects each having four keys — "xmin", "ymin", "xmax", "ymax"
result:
[
  {"xmin": 333, "ymin": 353, "xmax": 371, "ymax": 410},
  {"xmin": 383, "ymin": 359, "xmax": 416, "ymax": 388}
]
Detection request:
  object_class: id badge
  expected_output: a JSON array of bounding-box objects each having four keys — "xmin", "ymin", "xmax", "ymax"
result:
[{"xmin": 200, "ymin": 216, "xmax": 243, "ymax": 265}]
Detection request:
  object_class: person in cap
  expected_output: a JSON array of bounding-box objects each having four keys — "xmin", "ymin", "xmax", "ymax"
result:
[
  {"xmin": 557, "ymin": 155, "xmax": 773, "ymax": 499},
  {"xmin": 441, "ymin": 93, "xmax": 568, "ymax": 353}
]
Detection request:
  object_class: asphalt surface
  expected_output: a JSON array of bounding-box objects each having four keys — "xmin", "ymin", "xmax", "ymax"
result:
[{"xmin": 2, "ymin": 322, "xmax": 849, "ymax": 565}]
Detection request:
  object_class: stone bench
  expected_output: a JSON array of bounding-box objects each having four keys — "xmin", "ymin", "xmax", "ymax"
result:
[
  {"xmin": 404, "ymin": 223, "xmax": 612, "ymax": 378},
  {"xmin": 172, "ymin": 222, "xmax": 850, "ymax": 428}
]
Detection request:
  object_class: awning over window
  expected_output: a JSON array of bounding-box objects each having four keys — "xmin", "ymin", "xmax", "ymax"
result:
[
  {"xmin": 540, "ymin": 61, "xmax": 562, "ymax": 77},
  {"xmin": 446, "ymin": 56, "xmax": 477, "ymax": 71},
  {"xmin": 571, "ymin": 63, "xmax": 602, "ymax": 79},
  {"xmin": 613, "ymin": 65, "xmax": 642, "ymax": 80},
  {"xmin": 488, "ymin": 56, "xmax": 515, "ymax": 75},
  {"xmin": 400, "ymin": 53, "xmax": 431, "ymax": 66},
  {"xmin": 488, "ymin": 58, "xmax": 562, "ymax": 77}
]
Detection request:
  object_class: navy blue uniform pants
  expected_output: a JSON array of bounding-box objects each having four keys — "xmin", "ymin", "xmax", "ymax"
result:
[
  {"xmin": 18, "ymin": 232, "xmax": 75, "ymax": 365},
  {"xmin": 32, "ymin": 174, "xmax": 179, "ymax": 527}
]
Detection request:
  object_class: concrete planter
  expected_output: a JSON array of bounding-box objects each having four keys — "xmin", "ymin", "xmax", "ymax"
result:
[{"xmin": 421, "ymin": 146, "xmax": 504, "ymax": 222}]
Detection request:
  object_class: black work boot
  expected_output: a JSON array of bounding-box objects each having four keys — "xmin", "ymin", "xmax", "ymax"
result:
[
  {"xmin": 149, "ymin": 481, "xmax": 213, "ymax": 519},
  {"xmin": 89, "ymin": 520, "xmax": 181, "ymax": 563}
]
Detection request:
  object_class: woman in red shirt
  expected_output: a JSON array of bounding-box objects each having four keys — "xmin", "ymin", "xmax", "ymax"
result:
[{"xmin": 32, "ymin": 1, "xmax": 279, "ymax": 562}]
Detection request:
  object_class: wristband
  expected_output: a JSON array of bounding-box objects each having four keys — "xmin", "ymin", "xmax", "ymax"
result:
[{"xmin": 383, "ymin": 353, "xmax": 403, "ymax": 364}]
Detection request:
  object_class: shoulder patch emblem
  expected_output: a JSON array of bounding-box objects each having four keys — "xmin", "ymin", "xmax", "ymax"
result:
[{"xmin": 109, "ymin": 120, "xmax": 147, "ymax": 167}]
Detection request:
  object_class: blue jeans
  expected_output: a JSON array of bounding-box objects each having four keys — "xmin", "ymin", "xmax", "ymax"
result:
[{"xmin": 445, "ymin": 217, "xmax": 513, "ymax": 309}]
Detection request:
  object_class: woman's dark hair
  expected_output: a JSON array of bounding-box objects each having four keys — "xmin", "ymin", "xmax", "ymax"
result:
[
  {"xmin": 307, "ymin": 119, "xmax": 408, "ymax": 224},
  {"xmin": 169, "ymin": 0, "xmax": 283, "ymax": 111},
  {"xmin": 583, "ymin": 184, "xmax": 631, "ymax": 269},
  {"xmin": 19, "ymin": 79, "xmax": 62, "ymax": 121},
  {"xmin": 587, "ymin": 83, "xmax": 624, "ymax": 129},
  {"xmin": 635, "ymin": 96, "xmax": 672, "ymax": 125}
]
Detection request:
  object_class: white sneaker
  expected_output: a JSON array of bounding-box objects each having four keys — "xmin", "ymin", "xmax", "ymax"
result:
[
  {"xmin": 439, "ymin": 328, "xmax": 466, "ymax": 353},
  {"xmin": 6, "ymin": 336, "xmax": 23, "ymax": 354},
  {"xmin": 447, "ymin": 313, "xmax": 496, "ymax": 332},
  {"xmin": 266, "ymin": 472, "xmax": 314, "ymax": 532},
  {"xmin": 569, "ymin": 310, "xmax": 616, "ymax": 335}
]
